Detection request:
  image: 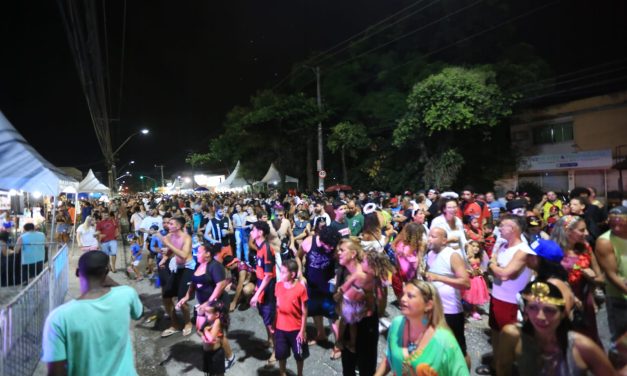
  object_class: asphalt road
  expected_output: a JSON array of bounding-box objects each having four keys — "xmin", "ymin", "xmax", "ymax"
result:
[{"xmin": 35, "ymin": 242, "xmax": 611, "ymax": 376}]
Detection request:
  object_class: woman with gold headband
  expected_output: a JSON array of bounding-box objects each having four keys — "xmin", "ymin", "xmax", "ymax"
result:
[
  {"xmin": 496, "ymin": 280, "xmax": 614, "ymax": 376},
  {"xmin": 551, "ymin": 215, "xmax": 604, "ymax": 346},
  {"xmin": 375, "ymin": 279, "xmax": 469, "ymax": 376}
]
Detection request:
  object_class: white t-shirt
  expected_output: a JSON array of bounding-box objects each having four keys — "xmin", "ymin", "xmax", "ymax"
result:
[
  {"xmin": 427, "ymin": 247, "xmax": 464, "ymax": 314},
  {"xmin": 130, "ymin": 212, "xmax": 145, "ymax": 232},
  {"xmin": 430, "ymin": 215, "xmax": 467, "ymax": 251},
  {"xmin": 492, "ymin": 241, "xmax": 535, "ymax": 304},
  {"xmin": 77, "ymin": 226, "xmax": 99, "ymax": 248},
  {"xmin": 139, "ymin": 215, "xmax": 163, "ymax": 240}
]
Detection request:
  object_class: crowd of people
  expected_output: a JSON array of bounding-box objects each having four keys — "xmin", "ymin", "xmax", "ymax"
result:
[{"xmin": 39, "ymin": 185, "xmax": 627, "ymax": 376}]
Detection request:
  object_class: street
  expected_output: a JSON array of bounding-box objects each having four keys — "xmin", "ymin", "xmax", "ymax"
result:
[{"xmin": 35, "ymin": 241, "xmax": 611, "ymax": 376}]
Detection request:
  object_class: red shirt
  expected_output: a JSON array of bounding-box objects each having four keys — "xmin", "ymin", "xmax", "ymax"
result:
[
  {"xmin": 275, "ymin": 281, "xmax": 308, "ymax": 331},
  {"xmin": 458, "ymin": 200, "xmax": 490, "ymax": 224},
  {"xmin": 96, "ymin": 219, "xmax": 118, "ymax": 242},
  {"xmin": 255, "ymin": 241, "xmax": 276, "ymax": 280}
]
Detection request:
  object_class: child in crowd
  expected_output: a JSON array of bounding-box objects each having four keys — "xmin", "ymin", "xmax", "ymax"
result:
[
  {"xmin": 463, "ymin": 215, "xmax": 484, "ymax": 243},
  {"xmin": 482, "ymin": 222, "xmax": 496, "ymax": 259},
  {"xmin": 147, "ymin": 225, "xmax": 164, "ymax": 278},
  {"xmin": 129, "ymin": 234, "xmax": 143, "ymax": 281},
  {"xmin": 274, "ymin": 260, "xmax": 308, "ymax": 376},
  {"xmin": 199, "ymin": 300, "xmax": 228, "ymax": 376},
  {"xmin": 463, "ymin": 240, "xmax": 489, "ymax": 320}
]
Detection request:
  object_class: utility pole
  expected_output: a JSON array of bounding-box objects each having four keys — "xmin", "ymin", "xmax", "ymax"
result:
[
  {"xmin": 154, "ymin": 164, "xmax": 165, "ymax": 187},
  {"xmin": 314, "ymin": 66, "xmax": 324, "ymax": 192}
]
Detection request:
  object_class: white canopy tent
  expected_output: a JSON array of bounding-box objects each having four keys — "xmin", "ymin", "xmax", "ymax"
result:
[
  {"xmin": 78, "ymin": 169, "xmax": 110, "ymax": 194},
  {"xmin": 0, "ymin": 112, "xmax": 78, "ymax": 196},
  {"xmin": 216, "ymin": 161, "xmax": 250, "ymax": 191},
  {"xmin": 0, "ymin": 111, "xmax": 79, "ymax": 243},
  {"xmin": 259, "ymin": 163, "xmax": 299, "ymax": 186}
]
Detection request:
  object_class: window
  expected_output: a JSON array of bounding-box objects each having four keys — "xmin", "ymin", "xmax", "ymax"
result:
[{"xmin": 532, "ymin": 121, "xmax": 573, "ymax": 145}]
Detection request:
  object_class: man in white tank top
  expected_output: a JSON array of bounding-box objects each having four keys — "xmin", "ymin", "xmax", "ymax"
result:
[
  {"xmin": 484, "ymin": 214, "xmax": 535, "ymax": 373},
  {"xmin": 425, "ymin": 227, "xmax": 471, "ymax": 368}
]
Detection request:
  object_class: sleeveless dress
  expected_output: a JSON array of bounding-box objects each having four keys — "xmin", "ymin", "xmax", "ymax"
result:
[
  {"xmin": 462, "ymin": 260, "xmax": 489, "ymax": 305},
  {"xmin": 515, "ymin": 331, "xmax": 587, "ymax": 376}
]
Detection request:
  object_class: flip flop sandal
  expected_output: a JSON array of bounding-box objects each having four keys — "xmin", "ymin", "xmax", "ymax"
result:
[
  {"xmin": 182, "ymin": 326, "xmax": 193, "ymax": 336},
  {"xmin": 160, "ymin": 328, "xmax": 180, "ymax": 338},
  {"xmin": 330, "ymin": 347, "xmax": 342, "ymax": 360},
  {"xmin": 475, "ymin": 365, "xmax": 495, "ymax": 375},
  {"xmin": 308, "ymin": 336, "xmax": 325, "ymax": 346}
]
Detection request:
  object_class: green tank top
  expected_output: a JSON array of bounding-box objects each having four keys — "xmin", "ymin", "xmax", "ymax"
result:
[{"xmin": 599, "ymin": 230, "xmax": 627, "ymax": 299}]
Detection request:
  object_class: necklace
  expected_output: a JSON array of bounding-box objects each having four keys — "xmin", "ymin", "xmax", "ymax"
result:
[{"xmin": 405, "ymin": 319, "xmax": 427, "ymax": 354}]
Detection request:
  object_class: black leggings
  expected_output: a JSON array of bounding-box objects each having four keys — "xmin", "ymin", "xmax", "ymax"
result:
[{"xmin": 340, "ymin": 313, "xmax": 379, "ymax": 376}]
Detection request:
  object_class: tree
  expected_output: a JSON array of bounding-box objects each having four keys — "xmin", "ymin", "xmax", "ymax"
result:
[
  {"xmin": 185, "ymin": 152, "xmax": 211, "ymax": 169},
  {"xmin": 206, "ymin": 90, "xmax": 327, "ymax": 188},
  {"xmin": 393, "ymin": 65, "xmax": 515, "ymax": 188},
  {"xmin": 327, "ymin": 121, "xmax": 370, "ymax": 184}
]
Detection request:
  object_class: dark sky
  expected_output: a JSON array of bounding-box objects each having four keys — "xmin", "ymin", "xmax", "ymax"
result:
[{"xmin": 1, "ymin": 1, "xmax": 626, "ymax": 181}]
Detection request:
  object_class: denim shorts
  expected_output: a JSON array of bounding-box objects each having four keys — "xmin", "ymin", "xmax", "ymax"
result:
[{"xmin": 100, "ymin": 240, "xmax": 118, "ymax": 256}]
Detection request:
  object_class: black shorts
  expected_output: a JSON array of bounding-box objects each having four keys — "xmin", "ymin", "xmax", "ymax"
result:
[
  {"xmin": 163, "ymin": 267, "xmax": 193, "ymax": 300},
  {"xmin": 444, "ymin": 313, "xmax": 467, "ymax": 355},
  {"xmin": 203, "ymin": 347, "xmax": 225, "ymax": 375},
  {"xmin": 275, "ymin": 329, "xmax": 309, "ymax": 361}
]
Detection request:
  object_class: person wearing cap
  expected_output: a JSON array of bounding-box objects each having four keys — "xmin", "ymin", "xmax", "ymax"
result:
[
  {"xmin": 42, "ymin": 251, "xmax": 143, "ymax": 376},
  {"xmin": 295, "ymin": 226, "xmax": 342, "ymax": 360},
  {"xmin": 596, "ymin": 206, "xmax": 627, "ymax": 349},
  {"xmin": 496, "ymin": 279, "xmax": 614, "ymax": 376},
  {"xmin": 329, "ymin": 200, "xmax": 351, "ymax": 239}
]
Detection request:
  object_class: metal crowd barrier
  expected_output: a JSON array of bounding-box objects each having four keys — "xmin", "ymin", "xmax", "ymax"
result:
[{"xmin": 0, "ymin": 244, "xmax": 69, "ymax": 376}]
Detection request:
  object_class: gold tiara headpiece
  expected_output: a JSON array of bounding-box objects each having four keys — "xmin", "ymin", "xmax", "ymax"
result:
[{"xmin": 522, "ymin": 282, "xmax": 565, "ymax": 306}]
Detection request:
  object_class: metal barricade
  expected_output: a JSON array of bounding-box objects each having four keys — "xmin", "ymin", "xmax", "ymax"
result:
[{"xmin": 0, "ymin": 244, "xmax": 69, "ymax": 376}]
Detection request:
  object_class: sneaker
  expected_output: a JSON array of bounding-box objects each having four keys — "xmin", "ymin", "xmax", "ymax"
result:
[{"xmin": 225, "ymin": 354, "xmax": 235, "ymax": 370}]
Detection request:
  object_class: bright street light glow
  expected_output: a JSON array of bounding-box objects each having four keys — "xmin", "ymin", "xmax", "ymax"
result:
[
  {"xmin": 141, "ymin": 129, "xmax": 149, "ymax": 135},
  {"xmin": 184, "ymin": 177, "xmax": 191, "ymax": 183},
  {"xmin": 130, "ymin": 160, "xmax": 135, "ymax": 164},
  {"xmin": 32, "ymin": 191, "xmax": 42, "ymax": 199}
]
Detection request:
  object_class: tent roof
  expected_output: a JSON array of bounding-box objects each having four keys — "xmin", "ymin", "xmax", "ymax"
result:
[
  {"xmin": 260, "ymin": 163, "xmax": 299, "ymax": 184},
  {"xmin": 217, "ymin": 161, "xmax": 249, "ymax": 190},
  {"xmin": 0, "ymin": 111, "xmax": 78, "ymax": 195},
  {"xmin": 78, "ymin": 169, "xmax": 111, "ymax": 194}
]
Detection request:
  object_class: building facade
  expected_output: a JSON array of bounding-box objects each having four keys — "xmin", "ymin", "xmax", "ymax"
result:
[{"xmin": 500, "ymin": 91, "xmax": 627, "ymax": 202}]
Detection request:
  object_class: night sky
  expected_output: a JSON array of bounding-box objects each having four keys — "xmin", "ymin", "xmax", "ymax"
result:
[{"xmin": 1, "ymin": 1, "xmax": 626, "ymax": 181}]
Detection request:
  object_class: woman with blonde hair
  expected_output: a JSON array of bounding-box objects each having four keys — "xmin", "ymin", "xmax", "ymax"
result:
[
  {"xmin": 76, "ymin": 215, "xmax": 100, "ymax": 252},
  {"xmin": 375, "ymin": 279, "xmax": 468, "ymax": 376}
]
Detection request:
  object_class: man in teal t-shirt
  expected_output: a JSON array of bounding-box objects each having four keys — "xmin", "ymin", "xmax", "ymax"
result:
[
  {"xmin": 42, "ymin": 251, "xmax": 143, "ymax": 376},
  {"xmin": 346, "ymin": 200, "xmax": 364, "ymax": 236}
]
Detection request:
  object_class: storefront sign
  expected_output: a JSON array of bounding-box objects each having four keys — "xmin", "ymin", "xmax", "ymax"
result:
[{"xmin": 519, "ymin": 149, "xmax": 612, "ymax": 172}]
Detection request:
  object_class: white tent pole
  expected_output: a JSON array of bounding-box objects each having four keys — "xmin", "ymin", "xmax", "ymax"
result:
[{"xmin": 49, "ymin": 195, "xmax": 58, "ymax": 258}]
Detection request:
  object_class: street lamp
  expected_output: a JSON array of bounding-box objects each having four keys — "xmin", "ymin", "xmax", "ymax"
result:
[
  {"xmin": 108, "ymin": 129, "xmax": 149, "ymax": 191},
  {"xmin": 118, "ymin": 160, "xmax": 135, "ymax": 172}
]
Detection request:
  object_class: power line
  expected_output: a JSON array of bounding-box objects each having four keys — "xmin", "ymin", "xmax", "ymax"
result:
[
  {"xmin": 309, "ymin": 0, "xmax": 441, "ymax": 67},
  {"xmin": 294, "ymin": 0, "xmax": 560, "ymax": 91},
  {"xmin": 117, "ymin": 0, "xmax": 127, "ymax": 120},
  {"xmin": 272, "ymin": 0, "xmax": 441, "ymax": 90},
  {"xmin": 327, "ymin": 0, "xmax": 485, "ymax": 71}
]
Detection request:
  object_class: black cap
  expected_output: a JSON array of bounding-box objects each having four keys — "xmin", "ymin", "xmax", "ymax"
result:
[
  {"xmin": 332, "ymin": 200, "xmax": 345, "ymax": 209},
  {"xmin": 77, "ymin": 251, "xmax": 109, "ymax": 277}
]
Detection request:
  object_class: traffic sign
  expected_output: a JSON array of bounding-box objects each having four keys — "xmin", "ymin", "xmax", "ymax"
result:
[{"xmin": 318, "ymin": 170, "xmax": 327, "ymax": 179}]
